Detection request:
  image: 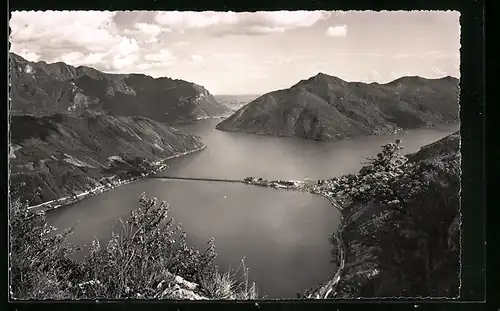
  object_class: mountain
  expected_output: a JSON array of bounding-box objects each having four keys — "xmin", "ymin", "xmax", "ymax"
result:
[
  {"xmin": 9, "ymin": 53, "xmax": 230, "ymax": 124},
  {"xmin": 9, "ymin": 112, "xmax": 205, "ymax": 205},
  {"xmin": 213, "ymin": 94, "xmax": 261, "ymax": 112},
  {"xmin": 216, "ymin": 73, "xmax": 460, "ymax": 141}
]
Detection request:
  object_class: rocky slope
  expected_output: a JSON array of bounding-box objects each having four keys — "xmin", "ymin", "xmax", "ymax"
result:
[
  {"xmin": 9, "ymin": 53, "xmax": 230, "ymax": 124},
  {"xmin": 309, "ymin": 132, "xmax": 461, "ymax": 298},
  {"xmin": 9, "ymin": 112, "xmax": 205, "ymax": 205},
  {"xmin": 216, "ymin": 73, "xmax": 459, "ymax": 141}
]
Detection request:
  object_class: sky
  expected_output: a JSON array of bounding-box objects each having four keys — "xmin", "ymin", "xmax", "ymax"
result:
[{"xmin": 9, "ymin": 10, "xmax": 460, "ymax": 95}]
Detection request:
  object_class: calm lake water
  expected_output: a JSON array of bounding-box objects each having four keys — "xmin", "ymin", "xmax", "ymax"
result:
[{"xmin": 46, "ymin": 119, "xmax": 459, "ymax": 298}]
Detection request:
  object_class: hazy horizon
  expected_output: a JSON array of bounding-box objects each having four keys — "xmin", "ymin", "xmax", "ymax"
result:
[{"xmin": 9, "ymin": 10, "xmax": 460, "ymax": 95}]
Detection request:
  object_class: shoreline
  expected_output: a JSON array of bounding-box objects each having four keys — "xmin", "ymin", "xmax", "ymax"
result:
[
  {"xmin": 172, "ymin": 115, "xmax": 229, "ymax": 126},
  {"xmin": 242, "ymin": 178, "xmax": 347, "ymax": 299},
  {"xmin": 215, "ymin": 122, "xmax": 459, "ymax": 142},
  {"xmin": 27, "ymin": 145, "xmax": 207, "ymax": 213},
  {"xmin": 306, "ymin": 190, "xmax": 347, "ymax": 299}
]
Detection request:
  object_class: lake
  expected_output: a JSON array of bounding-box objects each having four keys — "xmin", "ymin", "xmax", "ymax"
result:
[{"xmin": 46, "ymin": 119, "xmax": 459, "ymax": 298}]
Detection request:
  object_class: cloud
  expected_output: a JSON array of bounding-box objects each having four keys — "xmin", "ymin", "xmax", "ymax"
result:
[
  {"xmin": 137, "ymin": 63, "xmax": 155, "ymax": 71},
  {"xmin": 335, "ymin": 51, "xmax": 457, "ymax": 59},
  {"xmin": 393, "ymin": 53, "xmax": 412, "ymax": 59},
  {"xmin": 210, "ymin": 53, "xmax": 251, "ymax": 71},
  {"xmin": 48, "ymin": 37, "xmax": 140, "ymax": 72},
  {"xmin": 190, "ymin": 54, "xmax": 203, "ymax": 62},
  {"xmin": 389, "ymin": 72, "xmax": 401, "ymax": 80},
  {"xmin": 117, "ymin": 37, "xmax": 140, "ymax": 55},
  {"xmin": 264, "ymin": 55, "xmax": 307, "ymax": 65},
  {"xmin": 10, "ymin": 11, "xmax": 119, "ymax": 54},
  {"xmin": 102, "ymin": 37, "xmax": 141, "ymax": 71},
  {"xmin": 81, "ymin": 53, "xmax": 106, "ymax": 65},
  {"xmin": 54, "ymin": 52, "xmax": 106, "ymax": 68},
  {"xmin": 359, "ymin": 52, "xmax": 383, "ymax": 58},
  {"xmin": 144, "ymin": 49, "xmax": 177, "ymax": 66},
  {"xmin": 9, "ymin": 11, "xmax": 148, "ymax": 72},
  {"xmin": 60, "ymin": 52, "xmax": 86, "ymax": 64},
  {"xmin": 334, "ymin": 11, "xmax": 347, "ymax": 16},
  {"xmin": 113, "ymin": 53, "xmax": 139, "ymax": 70},
  {"xmin": 430, "ymin": 67, "xmax": 448, "ymax": 78},
  {"xmin": 123, "ymin": 22, "xmax": 165, "ymax": 43},
  {"xmin": 155, "ymin": 11, "xmax": 239, "ymax": 30},
  {"xmin": 212, "ymin": 53, "xmax": 248, "ymax": 59},
  {"xmin": 325, "ymin": 25, "xmax": 347, "ymax": 37},
  {"xmin": 392, "ymin": 51, "xmax": 459, "ymax": 59},
  {"xmin": 335, "ymin": 52, "xmax": 383, "ymax": 57},
  {"xmin": 13, "ymin": 49, "xmax": 41, "ymax": 62},
  {"xmin": 365, "ymin": 70, "xmax": 384, "ymax": 82},
  {"xmin": 134, "ymin": 22, "xmax": 162, "ymax": 36},
  {"xmin": 264, "ymin": 59, "xmax": 293, "ymax": 65},
  {"xmin": 172, "ymin": 41, "xmax": 191, "ymax": 47},
  {"xmin": 422, "ymin": 50, "xmax": 460, "ymax": 59},
  {"xmin": 155, "ymin": 11, "xmax": 332, "ymax": 35}
]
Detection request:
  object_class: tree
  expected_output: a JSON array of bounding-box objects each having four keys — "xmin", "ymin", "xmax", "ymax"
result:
[
  {"xmin": 326, "ymin": 140, "xmax": 427, "ymax": 214},
  {"xmin": 9, "ymin": 200, "xmax": 80, "ymax": 299},
  {"xmin": 71, "ymin": 193, "xmax": 218, "ymax": 299},
  {"xmin": 325, "ymin": 138, "xmax": 461, "ymax": 297}
]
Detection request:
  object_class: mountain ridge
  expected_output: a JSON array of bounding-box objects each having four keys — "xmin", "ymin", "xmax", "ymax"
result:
[
  {"xmin": 9, "ymin": 53, "xmax": 230, "ymax": 124},
  {"xmin": 216, "ymin": 72, "xmax": 459, "ymax": 141}
]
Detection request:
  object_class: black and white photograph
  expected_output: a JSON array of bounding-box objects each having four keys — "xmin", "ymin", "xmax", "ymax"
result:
[{"xmin": 8, "ymin": 10, "xmax": 461, "ymax": 300}]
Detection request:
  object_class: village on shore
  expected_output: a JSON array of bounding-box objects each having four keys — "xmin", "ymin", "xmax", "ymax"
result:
[
  {"xmin": 27, "ymin": 146, "xmax": 207, "ymax": 212},
  {"xmin": 27, "ymin": 162, "xmax": 170, "ymax": 212},
  {"xmin": 242, "ymin": 176, "xmax": 342, "ymax": 211}
]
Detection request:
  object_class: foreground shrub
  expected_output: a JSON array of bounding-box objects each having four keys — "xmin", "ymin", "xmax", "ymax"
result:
[
  {"xmin": 199, "ymin": 259, "xmax": 258, "ymax": 300},
  {"xmin": 9, "ymin": 193, "xmax": 258, "ymax": 300},
  {"xmin": 9, "ymin": 199, "xmax": 80, "ymax": 299}
]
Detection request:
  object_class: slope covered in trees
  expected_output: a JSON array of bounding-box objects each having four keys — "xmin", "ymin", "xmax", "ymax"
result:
[
  {"xmin": 9, "ymin": 113, "xmax": 205, "ymax": 205},
  {"xmin": 308, "ymin": 131, "xmax": 461, "ymax": 298}
]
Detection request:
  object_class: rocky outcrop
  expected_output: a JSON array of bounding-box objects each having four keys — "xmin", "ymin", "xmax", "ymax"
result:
[
  {"xmin": 153, "ymin": 274, "xmax": 208, "ymax": 300},
  {"xmin": 216, "ymin": 73, "xmax": 459, "ymax": 141},
  {"xmin": 9, "ymin": 113, "xmax": 205, "ymax": 205},
  {"xmin": 9, "ymin": 53, "xmax": 230, "ymax": 124}
]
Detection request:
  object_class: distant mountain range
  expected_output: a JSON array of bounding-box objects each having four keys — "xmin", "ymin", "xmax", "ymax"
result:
[
  {"xmin": 216, "ymin": 73, "xmax": 460, "ymax": 141},
  {"xmin": 214, "ymin": 94, "xmax": 261, "ymax": 112},
  {"xmin": 9, "ymin": 53, "xmax": 230, "ymax": 124}
]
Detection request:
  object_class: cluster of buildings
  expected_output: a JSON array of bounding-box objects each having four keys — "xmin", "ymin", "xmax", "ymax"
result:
[
  {"xmin": 243, "ymin": 176, "xmax": 304, "ymax": 190},
  {"xmin": 34, "ymin": 160, "xmax": 171, "ymax": 211}
]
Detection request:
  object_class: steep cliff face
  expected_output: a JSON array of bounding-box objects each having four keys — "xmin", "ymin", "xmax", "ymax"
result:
[
  {"xmin": 9, "ymin": 53, "xmax": 230, "ymax": 124},
  {"xmin": 9, "ymin": 113, "xmax": 205, "ymax": 205},
  {"xmin": 307, "ymin": 132, "xmax": 461, "ymax": 298},
  {"xmin": 216, "ymin": 73, "xmax": 459, "ymax": 141}
]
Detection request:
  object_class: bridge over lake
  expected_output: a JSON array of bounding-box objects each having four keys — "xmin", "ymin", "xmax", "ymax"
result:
[{"xmin": 148, "ymin": 176, "xmax": 247, "ymax": 184}]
